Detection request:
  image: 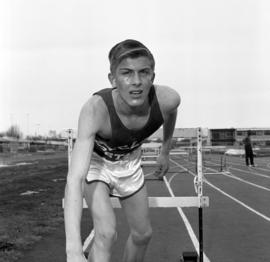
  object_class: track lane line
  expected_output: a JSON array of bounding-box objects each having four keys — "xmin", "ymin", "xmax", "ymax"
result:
[
  {"xmin": 205, "ymin": 159, "xmax": 270, "ymax": 178},
  {"xmin": 170, "ymin": 159, "xmax": 270, "ymax": 223},
  {"xmin": 218, "ymin": 171, "xmax": 270, "ymax": 192},
  {"xmin": 182, "ymin": 158, "xmax": 270, "ymax": 191},
  {"xmin": 163, "ymin": 171, "xmax": 211, "ymax": 261},
  {"xmin": 202, "ymin": 159, "xmax": 270, "ymax": 191}
]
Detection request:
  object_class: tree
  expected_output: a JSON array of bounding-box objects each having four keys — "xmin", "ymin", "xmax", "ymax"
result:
[{"xmin": 6, "ymin": 125, "xmax": 23, "ymax": 139}]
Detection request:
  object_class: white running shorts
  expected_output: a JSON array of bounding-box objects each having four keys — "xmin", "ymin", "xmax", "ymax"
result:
[{"xmin": 85, "ymin": 147, "xmax": 144, "ymax": 198}]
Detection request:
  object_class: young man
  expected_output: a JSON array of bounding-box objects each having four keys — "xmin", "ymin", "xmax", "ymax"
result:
[
  {"xmin": 243, "ymin": 130, "xmax": 255, "ymax": 167},
  {"xmin": 64, "ymin": 39, "xmax": 181, "ymax": 262}
]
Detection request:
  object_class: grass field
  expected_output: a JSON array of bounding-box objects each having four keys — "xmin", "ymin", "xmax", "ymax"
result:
[{"xmin": 0, "ymin": 152, "xmax": 68, "ymax": 262}]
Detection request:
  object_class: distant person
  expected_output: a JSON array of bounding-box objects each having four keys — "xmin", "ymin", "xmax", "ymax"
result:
[
  {"xmin": 243, "ymin": 131, "xmax": 255, "ymax": 167},
  {"xmin": 64, "ymin": 39, "xmax": 181, "ymax": 262}
]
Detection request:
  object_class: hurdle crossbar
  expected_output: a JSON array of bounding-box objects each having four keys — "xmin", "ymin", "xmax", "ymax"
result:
[
  {"xmin": 141, "ymin": 160, "xmax": 157, "ymax": 166},
  {"xmin": 62, "ymin": 196, "xmax": 209, "ymax": 209}
]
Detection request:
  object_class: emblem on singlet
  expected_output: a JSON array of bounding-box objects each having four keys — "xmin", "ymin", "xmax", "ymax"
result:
[{"xmin": 94, "ymin": 138, "xmax": 141, "ymax": 161}]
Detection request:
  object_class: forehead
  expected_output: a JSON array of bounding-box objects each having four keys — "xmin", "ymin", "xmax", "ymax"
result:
[{"xmin": 116, "ymin": 56, "xmax": 153, "ymax": 70}]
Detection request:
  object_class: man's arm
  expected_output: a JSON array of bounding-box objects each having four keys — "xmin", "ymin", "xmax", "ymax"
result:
[
  {"xmin": 155, "ymin": 86, "xmax": 181, "ymax": 178},
  {"xmin": 64, "ymin": 98, "xmax": 101, "ymax": 260},
  {"xmin": 160, "ymin": 108, "xmax": 178, "ymax": 156}
]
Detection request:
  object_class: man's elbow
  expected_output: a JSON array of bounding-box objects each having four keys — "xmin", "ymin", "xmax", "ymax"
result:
[{"xmin": 173, "ymin": 92, "xmax": 181, "ymax": 109}]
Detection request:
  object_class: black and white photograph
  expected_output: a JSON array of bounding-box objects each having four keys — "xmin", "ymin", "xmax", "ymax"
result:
[{"xmin": 1, "ymin": 1, "xmax": 270, "ymax": 262}]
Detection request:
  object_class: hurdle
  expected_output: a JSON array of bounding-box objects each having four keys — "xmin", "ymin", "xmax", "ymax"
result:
[
  {"xmin": 171, "ymin": 145, "xmax": 228, "ymax": 176},
  {"xmin": 63, "ymin": 128, "xmax": 209, "ymax": 261},
  {"xmin": 66, "ymin": 128, "xmax": 74, "ymax": 168},
  {"xmin": 141, "ymin": 145, "xmax": 189, "ymax": 175},
  {"xmin": 141, "ymin": 143, "xmax": 160, "ymax": 166}
]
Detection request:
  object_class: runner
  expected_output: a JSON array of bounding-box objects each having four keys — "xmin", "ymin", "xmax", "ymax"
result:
[{"xmin": 64, "ymin": 39, "xmax": 181, "ymax": 262}]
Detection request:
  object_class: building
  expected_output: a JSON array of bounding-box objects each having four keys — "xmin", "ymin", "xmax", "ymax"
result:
[
  {"xmin": 148, "ymin": 128, "xmax": 209, "ymax": 146},
  {"xmin": 210, "ymin": 128, "xmax": 236, "ymax": 146},
  {"xmin": 0, "ymin": 137, "xmax": 67, "ymax": 153},
  {"xmin": 48, "ymin": 130, "xmax": 57, "ymax": 138},
  {"xmin": 209, "ymin": 128, "xmax": 270, "ymax": 147},
  {"xmin": 0, "ymin": 137, "xmax": 30, "ymax": 153},
  {"xmin": 235, "ymin": 128, "xmax": 270, "ymax": 146}
]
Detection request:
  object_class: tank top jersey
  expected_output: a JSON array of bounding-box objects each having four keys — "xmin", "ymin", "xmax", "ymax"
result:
[{"xmin": 93, "ymin": 85, "xmax": 164, "ymax": 161}]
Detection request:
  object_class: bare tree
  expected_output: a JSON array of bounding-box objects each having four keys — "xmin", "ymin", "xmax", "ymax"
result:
[{"xmin": 6, "ymin": 125, "xmax": 23, "ymax": 139}]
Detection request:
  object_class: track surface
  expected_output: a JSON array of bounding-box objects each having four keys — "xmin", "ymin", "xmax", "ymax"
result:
[{"xmin": 20, "ymin": 154, "xmax": 270, "ymax": 262}]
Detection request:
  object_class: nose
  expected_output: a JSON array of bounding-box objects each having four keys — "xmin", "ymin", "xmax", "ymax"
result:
[{"xmin": 131, "ymin": 72, "xmax": 142, "ymax": 86}]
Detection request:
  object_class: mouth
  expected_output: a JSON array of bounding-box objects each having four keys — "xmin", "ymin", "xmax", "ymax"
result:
[{"xmin": 129, "ymin": 90, "xmax": 143, "ymax": 97}]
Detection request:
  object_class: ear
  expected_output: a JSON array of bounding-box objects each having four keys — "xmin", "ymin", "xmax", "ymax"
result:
[
  {"xmin": 108, "ymin": 73, "xmax": 116, "ymax": 88},
  {"xmin": 151, "ymin": 72, "xmax": 155, "ymax": 83}
]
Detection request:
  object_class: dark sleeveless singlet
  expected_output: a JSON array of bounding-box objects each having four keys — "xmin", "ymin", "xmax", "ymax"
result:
[{"xmin": 93, "ymin": 85, "xmax": 164, "ymax": 161}]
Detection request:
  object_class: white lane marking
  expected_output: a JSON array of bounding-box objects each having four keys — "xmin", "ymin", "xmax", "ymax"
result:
[
  {"xmin": 194, "ymin": 158, "xmax": 270, "ymax": 185},
  {"xmin": 220, "ymin": 172, "xmax": 270, "ymax": 192},
  {"xmin": 163, "ymin": 175, "xmax": 211, "ymax": 261},
  {"xmin": 206, "ymin": 158, "xmax": 270, "ymax": 178},
  {"xmin": 204, "ymin": 179, "xmax": 270, "ymax": 222},
  {"xmin": 202, "ymin": 160, "xmax": 270, "ymax": 191},
  {"xmin": 168, "ymin": 173, "xmax": 179, "ymax": 184},
  {"xmin": 226, "ymin": 165, "xmax": 269, "ymax": 179},
  {"xmin": 246, "ymin": 167, "xmax": 270, "ymax": 178},
  {"xmin": 170, "ymin": 159, "xmax": 270, "ymax": 223},
  {"xmin": 145, "ymin": 172, "xmax": 155, "ymax": 178},
  {"xmin": 224, "ymin": 157, "xmax": 270, "ymax": 170}
]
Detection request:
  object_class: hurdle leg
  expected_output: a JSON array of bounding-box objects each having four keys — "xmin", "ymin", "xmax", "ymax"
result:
[
  {"xmin": 181, "ymin": 251, "xmax": 198, "ymax": 261},
  {"xmin": 199, "ymin": 207, "xmax": 203, "ymax": 262}
]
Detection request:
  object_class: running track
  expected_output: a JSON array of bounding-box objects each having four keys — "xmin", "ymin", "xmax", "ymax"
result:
[{"xmin": 21, "ymin": 154, "xmax": 270, "ymax": 262}]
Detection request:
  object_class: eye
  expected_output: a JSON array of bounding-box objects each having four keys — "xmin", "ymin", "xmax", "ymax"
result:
[
  {"xmin": 120, "ymin": 70, "xmax": 131, "ymax": 75},
  {"xmin": 140, "ymin": 69, "xmax": 150, "ymax": 76}
]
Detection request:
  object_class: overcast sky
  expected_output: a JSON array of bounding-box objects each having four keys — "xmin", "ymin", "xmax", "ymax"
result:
[{"xmin": 1, "ymin": 0, "xmax": 270, "ymax": 136}]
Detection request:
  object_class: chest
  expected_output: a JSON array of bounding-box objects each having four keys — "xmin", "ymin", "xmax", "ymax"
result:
[
  {"xmin": 98, "ymin": 111, "xmax": 150, "ymax": 140},
  {"xmin": 118, "ymin": 112, "xmax": 150, "ymax": 130}
]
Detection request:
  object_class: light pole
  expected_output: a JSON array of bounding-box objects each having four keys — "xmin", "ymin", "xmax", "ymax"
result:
[{"xmin": 35, "ymin": 123, "xmax": 40, "ymax": 137}]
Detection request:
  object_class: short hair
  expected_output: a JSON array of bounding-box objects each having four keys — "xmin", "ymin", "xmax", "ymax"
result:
[{"xmin": 108, "ymin": 39, "xmax": 155, "ymax": 73}]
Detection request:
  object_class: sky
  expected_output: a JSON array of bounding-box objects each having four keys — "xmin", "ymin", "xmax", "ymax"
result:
[{"xmin": 1, "ymin": 0, "xmax": 270, "ymax": 136}]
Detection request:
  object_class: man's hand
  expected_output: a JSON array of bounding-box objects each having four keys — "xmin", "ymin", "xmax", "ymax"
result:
[
  {"xmin": 154, "ymin": 154, "xmax": 169, "ymax": 180},
  {"xmin": 67, "ymin": 252, "xmax": 87, "ymax": 262}
]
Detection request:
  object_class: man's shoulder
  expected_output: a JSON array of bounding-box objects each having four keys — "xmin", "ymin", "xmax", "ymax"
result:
[
  {"xmin": 154, "ymin": 85, "xmax": 181, "ymax": 112},
  {"xmin": 87, "ymin": 94, "xmax": 107, "ymax": 109},
  {"xmin": 81, "ymin": 95, "xmax": 108, "ymax": 121},
  {"xmin": 93, "ymin": 87, "xmax": 112, "ymax": 96},
  {"xmin": 77, "ymin": 95, "xmax": 110, "ymax": 136}
]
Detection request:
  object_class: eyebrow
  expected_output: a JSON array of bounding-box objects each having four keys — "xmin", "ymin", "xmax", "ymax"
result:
[{"xmin": 118, "ymin": 66, "xmax": 151, "ymax": 71}]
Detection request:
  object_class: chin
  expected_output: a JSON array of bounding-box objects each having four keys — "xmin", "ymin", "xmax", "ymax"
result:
[{"xmin": 128, "ymin": 98, "xmax": 145, "ymax": 107}]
